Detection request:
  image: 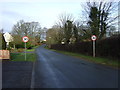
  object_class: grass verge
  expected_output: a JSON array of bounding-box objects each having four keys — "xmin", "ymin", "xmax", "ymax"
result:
[
  {"xmin": 10, "ymin": 53, "xmax": 36, "ymax": 62},
  {"xmin": 10, "ymin": 46, "xmax": 40, "ymax": 61},
  {"xmin": 48, "ymin": 48, "xmax": 119, "ymax": 68},
  {"xmin": 26, "ymin": 46, "xmax": 39, "ymax": 52}
]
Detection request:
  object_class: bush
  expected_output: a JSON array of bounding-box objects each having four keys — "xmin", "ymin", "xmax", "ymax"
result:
[
  {"xmin": 51, "ymin": 42, "xmax": 92, "ymax": 56},
  {"xmin": 15, "ymin": 42, "xmax": 34, "ymax": 49},
  {"xmin": 16, "ymin": 43, "xmax": 24, "ymax": 49},
  {"xmin": 17, "ymin": 48, "xmax": 24, "ymax": 52}
]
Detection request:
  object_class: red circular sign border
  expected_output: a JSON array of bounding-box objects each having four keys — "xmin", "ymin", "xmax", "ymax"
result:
[
  {"xmin": 22, "ymin": 36, "xmax": 29, "ymax": 43},
  {"xmin": 91, "ymin": 35, "xmax": 97, "ymax": 41}
]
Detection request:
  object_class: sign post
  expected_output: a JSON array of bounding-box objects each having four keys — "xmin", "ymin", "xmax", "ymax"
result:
[
  {"xmin": 25, "ymin": 42, "xmax": 26, "ymax": 61},
  {"xmin": 91, "ymin": 35, "xmax": 97, "ymax": 57},
  {"xmin": 22, "ymin": 36, "xmax": 29, "ymax": 61}
]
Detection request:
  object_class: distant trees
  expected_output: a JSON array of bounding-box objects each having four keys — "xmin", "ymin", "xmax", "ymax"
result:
[
  {"xmin": 46, "ymin": 26, "xmax": 64, "ymax": 45},
  {"xmin": 46, "ymin": 13, "xmax": 76, "ymax": 44},
  {"xmin": 11, "ymin": 20, "xmax": 41, "ymax": 48},
  {"xmin": 12, "ymin": 20, "xmax": 41, "ymax": 37},
  {"xmin": 46, "ymin": 1, "xmax": 118, "ymax": 45},
  {"xmin": 40, "ymin": 27, "xmax": 48, "ymax": 42}
]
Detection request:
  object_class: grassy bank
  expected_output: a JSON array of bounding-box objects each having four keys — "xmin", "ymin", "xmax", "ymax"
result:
[
  {"xmin": 10, "ymin": 46, "xmax": 39, "ymax": 62},
  {"xmin": 10, "ymin": 53, "xmax": 36, "ymax": 62},
  {"xmin": 48, "ymin": 48, "xmax": 119, "ymax": 68},
  {"xmin": 26, "ymin": 46, "xmax": 39, "ymax": 52},
  {"xmin": 10, "ymin": 45, "xmax": 40, "ymax": 53}
]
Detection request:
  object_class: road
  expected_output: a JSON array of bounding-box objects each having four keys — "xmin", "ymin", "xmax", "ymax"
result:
[
  {"xmin": 3, "ymin": 61, "xmax": 33, "ymax": 88},
  {"xmin": 32, "ymin": 45, "xmax": 118, "ymax": 88}
]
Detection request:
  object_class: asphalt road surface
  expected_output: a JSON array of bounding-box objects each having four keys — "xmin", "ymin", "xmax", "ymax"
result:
[
  {"xmin": 3, "ymin": 61, "xmax": 33, "ymax": 88},
  {"xmin": 33, "ymin": 45, "xmax": 119, "ymax": 88}
]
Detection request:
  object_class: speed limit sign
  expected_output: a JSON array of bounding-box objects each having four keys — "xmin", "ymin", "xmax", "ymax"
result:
[
  {"xmin": 22, "ymin": 36, "xmax": 29, "ymax": 61},
  {"xmin": 91, "ymin": 35, "xmax": 97, "ymax": 57},
  {"xmin": 91, "ymin": 35, "xmax": 97, "ymax": 41},
  {"xmin": 22, "ymin": 36, "xmax": 29, "ymax": 43}
]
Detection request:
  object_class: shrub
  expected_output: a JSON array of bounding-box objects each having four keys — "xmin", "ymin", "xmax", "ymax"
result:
[{"xmin": 17, "ymin": 48, "xmax": 24, "ymax": 52}]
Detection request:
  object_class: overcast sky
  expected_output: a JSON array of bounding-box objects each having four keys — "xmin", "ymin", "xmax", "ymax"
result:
[
  {"xmin": 0, "ymin": 0, "xmax": 119, "ymax": 32},
  {"xmin": 0, "ymin": 0, "xmax": 84, "ymax": 32}
]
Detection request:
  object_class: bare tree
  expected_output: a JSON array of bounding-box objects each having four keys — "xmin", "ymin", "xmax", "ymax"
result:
[
  {"xmin": 11, "ymin": 20, "xmax": 41, "ymax": 47},
  {"xmin": 12, "ymin": 20, "xmax": 25, "ymax": 36},
  {"xmin": 56, "ymin": 13, "xmax": 74, "ymax": 28},
  {"xmin": 46, "ymin": 26, "xmax": 64, "ymax": 45},
  {"xmin": 12, "ymin": 20, "xmax": 41, "ymax": 37}
]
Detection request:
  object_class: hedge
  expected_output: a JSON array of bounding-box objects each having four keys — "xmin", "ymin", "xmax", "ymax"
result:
[
  {"xmin": 96, "ymin": 35, "xmax": 120, "ymax": 60},
  {"xmin": 51, "ymin": 35, "xmax": 120, "ymax": 60}
]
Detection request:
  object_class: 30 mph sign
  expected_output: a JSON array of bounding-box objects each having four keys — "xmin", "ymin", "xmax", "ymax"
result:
[
  {"xmin": 22, "ymin": 36, "xmax": 29, "ymax": 43},
  {"xmin": 91, "ymin": 35, "xmax": 97, "ymax": 41}
]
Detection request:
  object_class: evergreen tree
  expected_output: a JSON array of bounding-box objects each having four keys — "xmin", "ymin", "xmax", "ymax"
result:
[
  {"xmin": 73, "ymin": 25, "xmax": 79, "ymax": 43},
  {"xmin": 85, "ymin": 2, "xmax": 117, "ymax": 40},
  {"xmin": 0, "ymin": 33, "xmax": 6, "ymax": 50},
  {"xmin": 88, "ymin": 6, "xmax": 100, "ymax": 37},
  {"xmin": 64, "ymin": 20, "xmax": 73, "ymax": 44}
]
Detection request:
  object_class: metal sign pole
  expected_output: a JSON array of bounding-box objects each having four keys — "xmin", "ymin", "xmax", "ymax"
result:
[
  {"xmin": 93, "ymin": 40, "xmax": 95, "ymax": 57},
  {"xmin": 22, "ymin": 36, "xmax": 29, "ymax": 61},
  {"xmin": 25, "ymin": 42, "xmax": 26, "ymax": 61}
]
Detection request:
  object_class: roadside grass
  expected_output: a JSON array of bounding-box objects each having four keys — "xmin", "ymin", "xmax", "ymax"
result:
[
  {"xmin": 47, "ymin": 48, "xmax": 119, "ymax": 68},
  {"xmin": 10, "ymin": 53, "xmax": 36, "ymax": 62},
  {"xmin": 10, "ymin": 46, "xmax": 40, "ymax": 62},
  {"xmin": 26, "ymin": 46, "xmax": 39, "ymax": 52},
  {"xmin": 26, "ymin": 48, "xmax": 35, "ymax": 52}
]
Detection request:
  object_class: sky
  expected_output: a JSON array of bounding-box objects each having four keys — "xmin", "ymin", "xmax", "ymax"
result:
[
  {"xmin": 0, "ymin": 0, "xmax": 84, "ymax": 32},
  {"xmin": 0, "ymin": 0, "xmax": 119, "ymax": 32}
]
